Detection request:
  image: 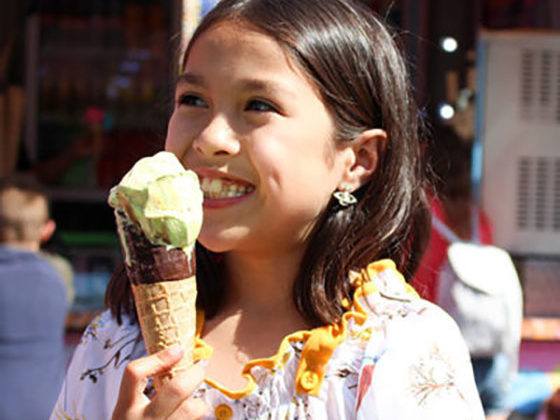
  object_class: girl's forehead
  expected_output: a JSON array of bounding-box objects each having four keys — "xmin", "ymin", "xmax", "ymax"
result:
[
  {"xmin": 184, "ymin": 21, "xmax": 308, "ymax": 84},
  {"xmin": 189, "ymin": 21, "xmax": 280, "ymax": 58}
]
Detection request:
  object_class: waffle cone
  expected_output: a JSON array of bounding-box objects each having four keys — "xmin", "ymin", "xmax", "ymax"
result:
[
  {"xmin": 115, "ymin": 215, "xmax": 198, "ymax": 390},
  {"xmin": 131, "ymin": 274, "xmax": 197, "ymax": 389}
]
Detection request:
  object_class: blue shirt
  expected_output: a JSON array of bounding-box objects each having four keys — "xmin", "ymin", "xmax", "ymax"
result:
[{"xmin": 0, "ymin": 245, "xmax": 68, "ymax": 420}]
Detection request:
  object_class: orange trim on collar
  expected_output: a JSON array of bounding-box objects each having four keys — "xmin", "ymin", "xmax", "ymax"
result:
[
  {"xmin": 192, "ymin": 260, "xmax": 415, "ymax": 399},
  {"xmin": 194, "ymin": 310, "xmax": 213, "ymax": 362},
  {"xmin": 294, "ymin": 259, "xmax": 417, "ymax": 396},
  {"xmin": 294, "ymin": 321, "xmax": 346, "ymax": 395},
  {"xmin": 358, "ymin": 259, "xmax": 419, "ymax": 299},
  {"xmin": 195, "ymin": 321, "xmax": 313, "ymax": 400},
  {"xmin": 359, "ymin": 259, "xmax": 398, "ymax": 284}
]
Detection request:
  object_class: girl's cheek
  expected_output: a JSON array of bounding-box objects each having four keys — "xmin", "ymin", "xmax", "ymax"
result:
[
  {"xmin": 165, "ymin": 117, "xmax": 191, "ymax": 153},
  {"xmin": 163, "ymin": 133, "xmax": 179, "ymax": 153}
]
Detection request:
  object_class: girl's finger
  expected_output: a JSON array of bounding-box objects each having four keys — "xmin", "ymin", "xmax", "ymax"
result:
[
  {"xmin": 113, "ymin": 345, "xmax": 185, "ymax": 413},
  {"xmin": 166, "ymin": 397, "xmax": 209, "ymax": 420},
  {"xmin": 145, "ymin": 363, "xmax": 207, "ymax": 418}
]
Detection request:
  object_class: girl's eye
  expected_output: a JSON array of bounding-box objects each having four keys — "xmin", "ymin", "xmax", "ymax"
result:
[
  {"xmin": 245, "ymin": 99, "xmax": 277, "ymax": 112},
  {"xmin": 177, "ymin": 94, "xmax": 207, "ymax": 108}
]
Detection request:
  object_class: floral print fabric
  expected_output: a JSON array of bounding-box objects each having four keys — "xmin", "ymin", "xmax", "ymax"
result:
[{"xmin": 50, "ymin": 260, "xmax": 484, "ymax": 420}]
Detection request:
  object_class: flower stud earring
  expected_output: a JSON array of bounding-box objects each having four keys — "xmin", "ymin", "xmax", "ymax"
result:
[{"xmin": 333, "ymin": 186, "xmax": 357, "ymax": 207}]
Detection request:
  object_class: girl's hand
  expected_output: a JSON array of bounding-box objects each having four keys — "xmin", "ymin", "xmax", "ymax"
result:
[{"xmin": 111, "ymin": 345, "xmax": 208, "ymax": 420}]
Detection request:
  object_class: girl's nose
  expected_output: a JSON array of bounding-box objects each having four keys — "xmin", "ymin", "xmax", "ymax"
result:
[{"xmin": 192, "ymin": 114, "xmax": 240, "ymax": 158}]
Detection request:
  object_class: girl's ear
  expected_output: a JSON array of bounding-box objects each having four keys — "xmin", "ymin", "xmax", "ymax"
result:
[{"xmin": 339, "ymin": 128, "xmax": 387, "ymax": 192}]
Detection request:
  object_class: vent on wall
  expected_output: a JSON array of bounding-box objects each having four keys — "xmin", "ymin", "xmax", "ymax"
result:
[
  {"xmin": 516, "ymin": 156, "xmax": 560, "ymax": 232},
  {"xmin": 480, "ymin": 31, "xmax": 560, "ymax": 255},
  {"xmin": 519, "ymin": 49, "xmax": 560, "ymax": 123}
]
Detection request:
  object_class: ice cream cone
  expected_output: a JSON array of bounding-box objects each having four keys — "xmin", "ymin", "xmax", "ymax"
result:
[
  {"xmin": 119, "ymin": 218, "xmax": 197, "ymax": 389},
  {"xmin": 108, "ymin": 151, "xmax": 203, "ymax": 390},
  {"xmin": 132, "ymin": 276, "xmax": 197, "ymax": 388}
]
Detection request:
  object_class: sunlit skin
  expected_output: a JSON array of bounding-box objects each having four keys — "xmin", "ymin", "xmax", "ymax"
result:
[
  {"xmin": 166, "ymin": 24, "xmax": 354, "ymax": 259},
  {"xmin": 164, "ymin": 21, "xmax": 358, "ymax": 389}
]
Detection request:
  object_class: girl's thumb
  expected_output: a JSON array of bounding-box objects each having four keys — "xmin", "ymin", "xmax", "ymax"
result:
[{"xmin": 119, "ymin": 344, "xmax": 185, "ymax": 403}]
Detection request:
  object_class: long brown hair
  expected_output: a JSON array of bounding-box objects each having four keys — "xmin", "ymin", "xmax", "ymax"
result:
[{"xmin": 107, "ymin": 0, "xmax": 430, "ymax": 327}]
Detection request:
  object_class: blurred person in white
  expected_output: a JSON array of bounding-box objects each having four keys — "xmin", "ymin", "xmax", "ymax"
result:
[{"xmin": 418, "ymin": 108, "xmax": 523, "ymax": 420}]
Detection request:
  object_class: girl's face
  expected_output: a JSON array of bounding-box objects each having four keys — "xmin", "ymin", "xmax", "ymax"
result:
[{"xmin": 166, "ymin": 22, "xmax": 352, "ymax": 257}]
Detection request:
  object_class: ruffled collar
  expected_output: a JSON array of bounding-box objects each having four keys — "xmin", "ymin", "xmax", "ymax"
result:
[{"xmin": 192, "ymin": 259, "xmax": 418, "ymax": 399}]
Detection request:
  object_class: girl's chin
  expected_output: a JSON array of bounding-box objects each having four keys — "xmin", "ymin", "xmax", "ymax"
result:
[
  {"xmin": 197, "ymin": 237, "xmax": 225, "ymax": 253},
  {"xmin": 196, "ymin": 229, "xmax": 243, "ymax": 254}
]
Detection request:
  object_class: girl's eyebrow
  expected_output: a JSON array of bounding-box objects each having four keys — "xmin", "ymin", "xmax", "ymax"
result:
[
  {"xmin": 238, "ymin": 78, "xmax": 295, "ymax": 97},
  {"xmin": 176, "ymin": 73, "xmax": 206, "ymax": 87},
  {"xmin": 177, "ymin": 73, "xmax": 295, "ymax": 97}
]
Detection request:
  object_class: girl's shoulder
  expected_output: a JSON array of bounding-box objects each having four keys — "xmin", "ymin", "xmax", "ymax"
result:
[
  {"xmin": 50, "ymin": 310, "xmax": 145, "ymax": 420},
  {"xmin": 79, "ymin": 309, "xmax": 143, "ymax": 358},
  {"xmin": 349, "ymin": 259, "xmax": 473, "ymax": 359},
  {"xmin": 337, "ymin": 260, "xmax": 485, "ymax": 419},
  {"xmin": 338, "ymin": 259, "xmax": 476, "ymax": 390},
  {"xmin": 297, "ymin": 259, "xmax": 467, "ymax": 393},
  {"xmin": 79, "ymin": 309, "xmax": 140, "ymax": 344},
  {"xmin": 291, "ymin": 260, "xmax": 483, "ymax": 419},
  {"xmin": 75, "ymin": 309, "xmax": 145, "ymax": 384},
  {"xmin": 350, "ymin": 259, "xmax": 452, "ymax": 324}
]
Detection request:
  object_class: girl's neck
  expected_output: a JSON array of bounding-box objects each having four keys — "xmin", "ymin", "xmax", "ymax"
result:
[
  {"xmin": 201, "ymin": 248, "xmax": 312, "ymax": 389},
  {"xmin": 221, "ymin": 248, "xmax": 302, "ymax": 316}
]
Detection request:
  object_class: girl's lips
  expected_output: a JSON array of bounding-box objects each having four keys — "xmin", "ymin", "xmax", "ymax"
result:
[
  {"xmin": 202, "ymin": 193, "xmax": 255, "ymax": 209},
  {"xmin": 194, "ymin": 168, "xmax": 256, "ymax": 208}
]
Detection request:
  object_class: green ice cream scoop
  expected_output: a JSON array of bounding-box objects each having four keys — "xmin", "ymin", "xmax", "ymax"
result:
[{"xmin": 108, "ymin": 151, "xmax": 203, "ymax": 260}]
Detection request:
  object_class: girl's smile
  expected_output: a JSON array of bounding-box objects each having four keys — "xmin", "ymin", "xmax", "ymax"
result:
[{"xmin": 196, "ymin": 168, "xmax": 256, "ymax": 208}]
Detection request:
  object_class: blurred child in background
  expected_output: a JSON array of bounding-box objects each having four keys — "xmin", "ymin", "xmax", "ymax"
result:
[{"xmin": 0, "ymin": 175, "xmax": 68, "ymax": 420}]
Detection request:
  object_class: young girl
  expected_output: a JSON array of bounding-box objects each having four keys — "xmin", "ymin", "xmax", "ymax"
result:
[{"xmin": 51, "ymin": 0, "xmax": 484, "ymax": 418}]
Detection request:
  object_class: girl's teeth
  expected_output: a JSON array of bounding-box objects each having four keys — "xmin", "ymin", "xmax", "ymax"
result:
[
  {"xmin": 209, "ymin": 179, "xmax": 221, "ymax": 194},
  {"xmin": 201, "ymin": 178, "xmax": 211, "ymax": 191},
  {"xmin": 201, "ymin": 178, "xmax": 254, "ymax": 199}
]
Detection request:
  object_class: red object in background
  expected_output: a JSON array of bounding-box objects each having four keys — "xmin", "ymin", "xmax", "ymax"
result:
[
  {"xmin": 83, "ymin": 107, "xmax": 105, "ymax": 126},
  {"xmin": 412, "ymin": 195, "xmax": 494, "ymax": 302},
  {"xmin": 96, "ymin": 130, "xmax": 162, "ymax": 188}
]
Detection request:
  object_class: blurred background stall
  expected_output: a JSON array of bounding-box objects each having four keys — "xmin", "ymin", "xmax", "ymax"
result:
[{"xmin": 1, "ymin": 0, "xmax": 558, "ymax": 418}]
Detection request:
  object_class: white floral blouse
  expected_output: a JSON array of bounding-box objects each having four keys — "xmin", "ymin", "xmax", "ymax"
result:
[{"xmin": 51, "ymin": 260, "xmax": 484, "ymax": 420}]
